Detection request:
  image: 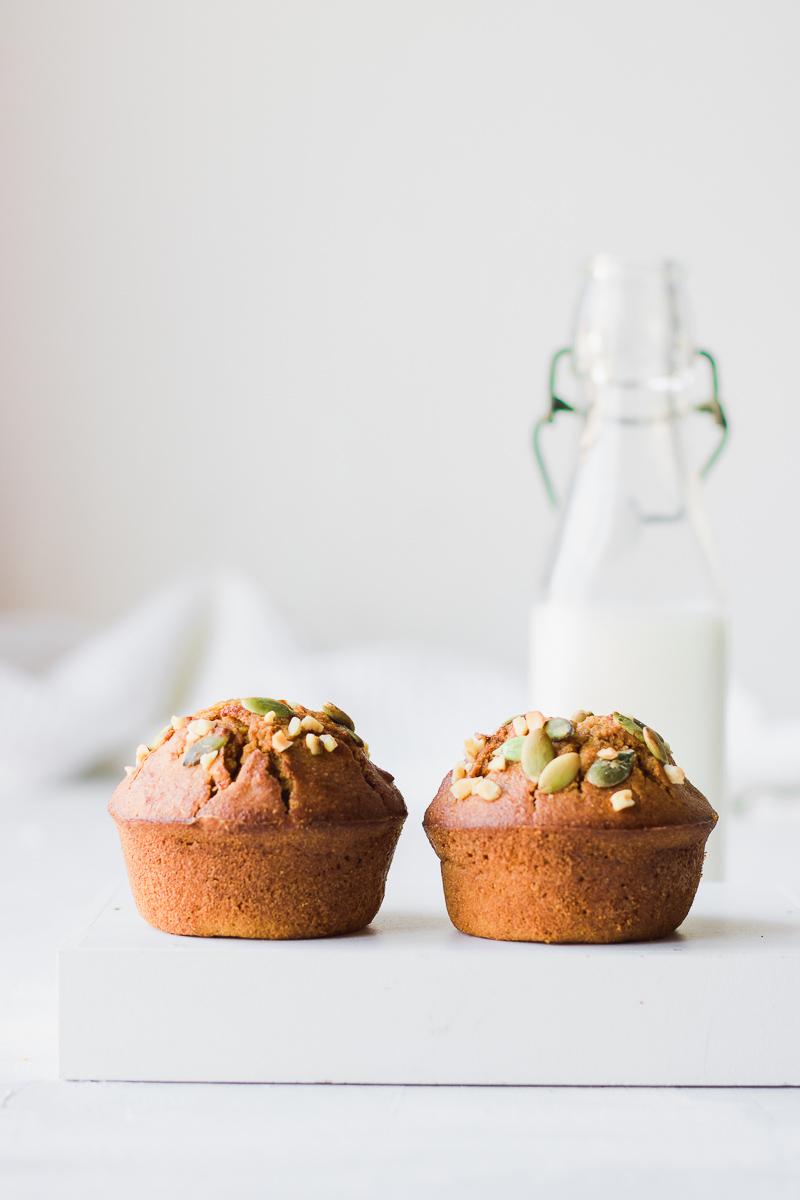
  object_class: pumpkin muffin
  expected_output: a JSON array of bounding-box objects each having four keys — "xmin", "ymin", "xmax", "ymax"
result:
[
  {"xmin": 110, "ymin": 697, "xmax": 406, "ymax": 939},
  {"xmin": 424, "ymin": 710, "xmax": 717, "ymax": 943}
]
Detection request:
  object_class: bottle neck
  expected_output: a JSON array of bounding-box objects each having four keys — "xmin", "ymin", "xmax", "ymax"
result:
[
  {"xmin": 579, "ymin": 385, "xmax": 691, "ymax": 521},
  {"xmin": 544, "ymin": 387, "xmax": 721, "ymax": 609}
]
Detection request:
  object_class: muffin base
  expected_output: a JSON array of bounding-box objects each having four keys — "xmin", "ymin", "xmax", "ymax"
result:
[
  {"xmin": 115, "ymin": 817, "xmax": 404, "ymax": 939},
  {"xmin": 425, "ymin": 823, "xmax": 714, "ymax": 943}
]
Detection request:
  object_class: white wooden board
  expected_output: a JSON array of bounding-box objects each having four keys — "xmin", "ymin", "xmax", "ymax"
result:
[{"xmin": 59, "ymin": 882, "xmax": 800, "ymax": 1085}]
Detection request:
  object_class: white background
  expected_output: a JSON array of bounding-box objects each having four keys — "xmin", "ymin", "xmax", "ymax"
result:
[{"xmin": 2, "ymin": 0, "xmax": 798, "ymax": 707}]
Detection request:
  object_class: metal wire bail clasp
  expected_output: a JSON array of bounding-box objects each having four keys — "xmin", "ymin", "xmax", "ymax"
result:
[
  {"xmin": 533, "ymin": 346, "xmax": 729, "ymax": 507},
  {"xmin": 532, "ymin": 347, "xmax": 578, "ymax": 508}
]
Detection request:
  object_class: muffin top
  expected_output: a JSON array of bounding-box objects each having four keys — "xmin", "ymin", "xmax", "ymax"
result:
[
  {"xmin": 424, "ymin": 710, "xmax": 717, "ymax": 832},
  {"xmin": 110, "ymin": 697, "xmax": 406, "ymax": 828}
]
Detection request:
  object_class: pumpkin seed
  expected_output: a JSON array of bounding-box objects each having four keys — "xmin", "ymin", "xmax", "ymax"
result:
[
  {"xmin": 521, "ymin": 727, "xmax": 555, "ymax": 783},
  {"xmin": 537, "ymin": 751, "xmax": 581, "ymax": 793},
  {"xmin": 613, "ymin": 712, "xmax": 645, "ymax": 741},
  {"xmin": 643, "ymin": 726, "xmax": 668, "ymax": 762},
  {"xmin": 346, "ymin": 728, "xmax": 365, "ymax": 747},
  {"xmin": 240, "ymin": 697, "xmax": 295, "ymax": 720},
  {"xmin": 499, "ymin": 736, "xmax": 525, "ymax": 762},
  {"xmin": 545, "ymin": 717, "xmax": 573, "ymax": 741},
  {"xmin": 322, "ymin": 701, "xmax": 355, "ymax": 731},
  {"xmin": 183, "ymin": 733, "xmax": 228, "ymax": 767},
  {"xmin": 586, "ymin": 755, "xmax": 633, "ymax": 788}
]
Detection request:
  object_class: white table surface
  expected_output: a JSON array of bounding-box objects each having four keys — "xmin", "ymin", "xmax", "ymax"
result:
[{"xmin": 3, "ymin": 779, "xmax": 800, "ymax": 1198}]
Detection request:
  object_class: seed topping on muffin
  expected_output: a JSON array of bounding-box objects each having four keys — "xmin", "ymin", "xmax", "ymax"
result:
[
  {"xmin": 447, "ymin": 710, "xmax": 687, "ymax": 810},
  {"xmin": 123, "ymin": 696, "xmax": 367, "ymax": 777}
]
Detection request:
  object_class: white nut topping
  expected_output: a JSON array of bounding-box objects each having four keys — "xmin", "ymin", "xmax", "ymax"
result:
[
  {"xmin": 301, "ymin": 715, "xmax": 324, "ymax": 734},
  {"xmin": 488, "ymin": 756, "xmax": 507, "ymax": 773},
  {"xmin": 464, "ymin": 736, "xmax": 485, "ymax": 759},
  {"xmin": 475, "ymin": 779, "xmax": 502, "ymax": 801},
  {"xmin": 135, "ymin": 744, "xmax": 149, "ymax": 765},
  {"xmin": 320, "ymin": 734, "xmax": 338, "ymax": 753},
  {"xmin": 186, "ymin": 719, "xmax": 212, "ymax": 742},
  {"xmin": 452, "ymin": 762, "xmax": 467, "ymax": 781},
  {"xmin": 287, "ymin": 716, "xmax": 303, "ymax": 738},
  {"xmin": 610, "ymin": 789, "xmax": 636, "ymax": 811},
  {"xmin": 597, "ymin": 747, "xmax": 618, "ymax": 760},
  {"xmin": 124, "ymin": 765, "xmax": 134, "ymax": 776},
  {"xmin": 171, "ymin": 714, "xmax": 188, "ymax": 731},
  {"xmin": 664, "ymin": 764, "xmax": 686, "ymax": 785},
  {"xmin": 512, "ymin": 715, "xmax": 528, "ymax": 737},
  {"xmin": 199, "ymin": 750, "xmax": 219, "ymax": 770},
  {"xmin": 525, "ymin": 711, "xmax": 545, "ymax": 731},
  {"xmin": 450, "ymin": 777, "xmax": 474, "ymax": 801},
  {"xmin": 263, "ymin": 710, "xmax": 277, "ymax": 724},
  {"xmin": 305, "ymin": 733, "xmax": 323, "ymax": 755},
  {"xmin": 272, "ymin": 729, "xmax": 292, "ymax": 753}
]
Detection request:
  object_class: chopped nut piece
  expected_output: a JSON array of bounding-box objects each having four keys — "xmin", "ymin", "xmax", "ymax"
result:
[
  {"xmin": 186, "ymin": 718, "xmax": 212, "ymax": 742},
  {"xmin": 263, "ymin": 709, "xmax": 277, "ymax": 724},
  {"xmin": 124, "ymin": 765, "xmax": 134, "ymax": 776},
  {"xmin": 199, "ymin": 749, "xmax": 218, "ymax": 770},
  {"xmin": 597, "ymin": 747, "xmax": 618, "ymax": 760},
  {"xmin": 610, "ymin": 789, "xmax": 636, "ymax": 811},
  {"xmin": 525, "ymin": 711, "xmax": 545, "ymax": 731},
  {"xmin": 452, "ymin": 762, "xmax": 467, "ymax": 781},
  {"xmin": 272, "ymin": 729, "xmax": 292, "ymax": 753},
  {"xmin": 450, "ymin": 777, "xmax": 474, "ymax": 801},
  {"xmin": 320, "ymin": 734, "xmax": 338, "ymax": 753},
  {"xmin": 171, "ymin": 714, "xmax": 188, "ymax": 730},
  {"xmin": 512, "ymin": 715, "xmax": 528, "ymax": 737},
  {"xmin": 475, "ymin": 779, "xmax": 502, "ymax": 801},
  {"xmin": 488, "ymin": 756, "xmax": 507, "ymax": 773},
  {"xmin": 464, "ymin": 736, "xmax": 485, "ymax": 759},
  {"xmin": 363, "ymin": 742, "xmax": 370, "ymax": 759},
  {"xmin": 287, "ymin": 716, "xmax": 302, "ymax": 738},
  {"xmin": 664, "ymin": 763, "xmax": 686, "ymax": 785},
  {"xmin": 571, "ymin": 709, "xmax": 589, "ymax": 724},
  {"xmin": 305, "ymin": 733, "xmax": 323, "ymax": 755},
  {"xmin": 301, "ymin": 715, "xmax": 324, "ymax": 734},
  {"xmin": 135, "ymin": 744, "xmax": 149, "ymax": 766}
]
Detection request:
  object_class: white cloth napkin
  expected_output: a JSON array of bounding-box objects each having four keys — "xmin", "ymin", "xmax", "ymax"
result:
[
  {"xmin": 0, "ymin": 576, "xmax": 520, "ymax": 805},
  {"xmin": 0, "ymin": 574, "xmax": 795, "ymax": 801}
]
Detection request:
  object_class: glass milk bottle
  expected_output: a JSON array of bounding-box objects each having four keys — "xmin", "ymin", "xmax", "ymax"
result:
[{"xmin": 529, "ymin": 257, "xmax": 729, "ymax": 877}]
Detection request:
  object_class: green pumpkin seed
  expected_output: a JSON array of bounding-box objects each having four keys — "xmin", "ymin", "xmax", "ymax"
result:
[
  {"xmin": 616, "ymin": 748, "xmax": 636, "ymax": 765},
  {"xmin": 183, "ymin": 733, "xmax": 228, "ymax": 767},
  {"xmin": 346, "ymin": 729, "xmax": 365, "ymax": 747},
  {"xmin": 613, "ymin": 712, "xmax": 645, "ymax": 741},
  {"xmin": 545, "ymin": 717, "xmax": 573, "ymax": 741},
  {"xmin": 521, "ymin": 727, "xmax": 555, "ymax": 783},
  {"xmin": 586, "ymin": 755, "xmax": 633, "ymax": 788},
  {"xmin": 643, "ymin": 726, "xmax": 668, "ymax": 762},
  {"xmin": 322, "ymin": 701, "xmax": 355, "ymax": 731},
  {"xmin": 537, "ymin": 751, "xmax": 581, "ymax": 794},
  {"xmin": 240, "ymin": 697, "xmax": 295, "ymax": 720},
  {"xmin": 499, "ymin": 736, "xmax": 525, "ymax": 762}
]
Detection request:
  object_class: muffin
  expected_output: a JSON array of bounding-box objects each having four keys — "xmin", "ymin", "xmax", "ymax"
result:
[
  {"xmin": 110, "ymin": 697, "xmax": 406, "ymax": 938},
  {"xmin": 424, "ymin": 710, "xmax": 717, "ymax": 943}
]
